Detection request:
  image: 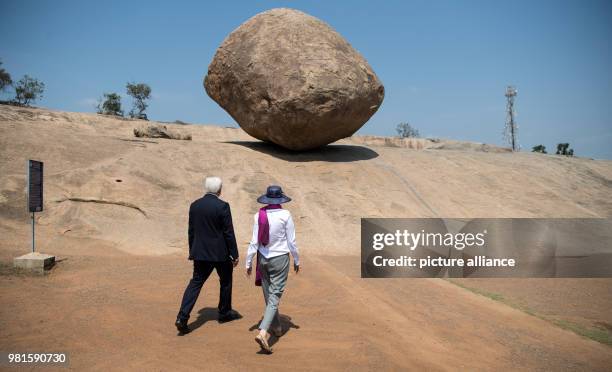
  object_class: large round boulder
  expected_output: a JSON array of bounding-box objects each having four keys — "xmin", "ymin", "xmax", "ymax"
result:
[{"xmin": 204, "ymin": 8, "xmax": 385, "ymax": 150}]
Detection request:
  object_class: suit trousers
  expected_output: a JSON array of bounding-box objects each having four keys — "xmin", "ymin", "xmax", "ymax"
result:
[
  {"xmin": 258, "ymin": 253, "xmax": 290, "ymax": 331},
  {"xmin": 177, "ymin": 260, "xmax": 233, "ymax": 321}
]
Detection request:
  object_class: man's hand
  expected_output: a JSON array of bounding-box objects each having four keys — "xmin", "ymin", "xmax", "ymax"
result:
[
  {"xmin": 246, "ymin": 267, "xmax": 252, "ymax": 277},
  {"xmin": 294, "ymin": 264, "xmax": 300, "ymax": 274},
  {"xmin": 232, "ymin": 259, "xmax": 239, "ymax": 268}
]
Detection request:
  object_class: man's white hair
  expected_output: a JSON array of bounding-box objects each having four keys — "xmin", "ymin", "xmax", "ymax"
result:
[{"xmin": 204, "ymin": 176, "xmax": 223, "ymax": 194}]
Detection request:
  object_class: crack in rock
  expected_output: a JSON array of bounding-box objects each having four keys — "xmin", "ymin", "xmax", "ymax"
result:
[{"xmin": 55, "ymin": 197, "xmax": 147, "ymax": 217}]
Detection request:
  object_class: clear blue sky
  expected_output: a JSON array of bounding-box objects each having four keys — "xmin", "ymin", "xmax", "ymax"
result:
[{"xmin": 1, "ymin": 0, "xmax": 611, "ymax": 159}]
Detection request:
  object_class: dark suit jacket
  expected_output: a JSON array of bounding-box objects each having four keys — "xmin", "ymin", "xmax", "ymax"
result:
[{"xmin": 188, "ymin": 193, "xmax": 239, "ymax": 262}]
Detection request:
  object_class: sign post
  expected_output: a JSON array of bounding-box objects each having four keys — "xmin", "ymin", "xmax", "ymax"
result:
[
  {"xmin": 14, "ymin": 160, "xmax": 54, "ymax": 274},
  {"xmin": 27, "ymin": 160, "xmax": 44, "ymax": 252},
  {"xmin": 32, "ymin": 213, "xmax": 35, "ymax": 253}
]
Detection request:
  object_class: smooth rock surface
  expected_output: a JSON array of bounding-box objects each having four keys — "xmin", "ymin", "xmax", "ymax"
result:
[{"xmin": 204, "ymin": 8, "xmax": 385, "ymax": 150}]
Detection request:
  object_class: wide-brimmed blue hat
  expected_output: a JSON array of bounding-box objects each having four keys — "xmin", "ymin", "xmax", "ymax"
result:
[{"xmin": 257, "ymin": 185, "xmax": 292, "ymax": 204}]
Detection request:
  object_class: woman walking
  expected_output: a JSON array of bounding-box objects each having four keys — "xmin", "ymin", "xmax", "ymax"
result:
[{"xmin": 246, "ymin": 185, "xmax": 300, "ymax": 354}]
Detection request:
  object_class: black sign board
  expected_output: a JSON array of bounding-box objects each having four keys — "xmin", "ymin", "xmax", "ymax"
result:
[{"xmin": 28, "ymin": 160, "xmax": 43, "ymax": 212}]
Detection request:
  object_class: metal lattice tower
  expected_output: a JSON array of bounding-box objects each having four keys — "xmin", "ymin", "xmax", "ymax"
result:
[{"xmin": 504, "ymin": 86, "xmax": 518, "ymax": 151}]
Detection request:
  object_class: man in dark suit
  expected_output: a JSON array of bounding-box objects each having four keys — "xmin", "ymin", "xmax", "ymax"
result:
[{"xmin": 175, "ymin": 176, "xmax": 240, "ymax": 334}]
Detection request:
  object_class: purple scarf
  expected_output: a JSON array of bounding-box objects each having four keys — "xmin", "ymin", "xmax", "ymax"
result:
[
  {"xmin": 258, "ymin": 204, "xmax": 282, "ymax": 246},
  {"xmin": 255, "ymin": 204, "xmax": 282, "ymax": 286}
]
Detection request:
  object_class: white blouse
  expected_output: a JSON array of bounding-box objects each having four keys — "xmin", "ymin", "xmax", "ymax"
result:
[{"xmin": 245, "ymin": 209, "xmax": 300, "ymax": 269}]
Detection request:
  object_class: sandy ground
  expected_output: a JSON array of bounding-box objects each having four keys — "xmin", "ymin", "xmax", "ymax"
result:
[
  {"xmin": 1, "ymin": 105, "xmax": 611, "ymax": 370},
  {"xmin": 1, "ymin": 243, "xmax": 611, "ymax": 371}
]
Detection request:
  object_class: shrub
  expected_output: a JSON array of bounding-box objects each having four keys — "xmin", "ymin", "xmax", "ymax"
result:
[
  {"xmin": 97, "ymin": 92, "xmax": 123, "ymax": 116},
  {"xmin": 14, "ymin": 75, "xmax": 45, "ymax": 106},
  {"xmin": 396, "ymin": 122, "xmax": 420, "ymax": 138},
  {"xmin": 126, "ymin": 82, "xmax": 151, "ymax": 120},
  {"xmin": 556, "ymin": 143, "xmax": 574, "ymax": 156},
  {"xmin": 0, "ymin": 60, "xmax": 12, "ymax": 92}
]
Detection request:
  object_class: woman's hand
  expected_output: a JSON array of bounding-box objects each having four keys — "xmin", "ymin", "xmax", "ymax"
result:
[
  {"xmin": 246, "ymin": 267, "xmax": 252, "ymax": 277},
  {"xmin": 294, "ymin": 264, "xmax": 300, "ymax": 274}
]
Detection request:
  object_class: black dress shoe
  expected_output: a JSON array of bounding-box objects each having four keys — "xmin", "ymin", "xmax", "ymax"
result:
[
  {"xmin": 218, "ymin": 310, "xmax": 242, "ymax": 323},
  {"xmin": 175, "ymin": 319, "xmax": 190, "ymax": 334}
]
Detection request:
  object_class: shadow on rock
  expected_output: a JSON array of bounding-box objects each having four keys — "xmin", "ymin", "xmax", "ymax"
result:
[
  {"xmin": 224, "ymin": 141, "xmax": 379, "ymax": 163},
  {"xmin": 183, "ymin": 307, "xmax": 242, "ymax": 335}
]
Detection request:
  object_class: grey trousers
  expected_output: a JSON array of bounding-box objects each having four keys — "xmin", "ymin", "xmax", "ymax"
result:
[{"xmin": 258, "ymin": 253, "xmax": 290, "ymax": 331}]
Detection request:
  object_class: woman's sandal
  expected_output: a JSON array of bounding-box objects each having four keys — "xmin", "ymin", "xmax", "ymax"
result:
[{"xmin": 255, "ymin": 333, "xmax": 273, "ymax": 354}]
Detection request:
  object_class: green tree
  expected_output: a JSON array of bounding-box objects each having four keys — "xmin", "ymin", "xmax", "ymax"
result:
[
  {"xmin": 14, "ymin": 75, "xmax": 45, "ymax": 105},
  {"xmin": 396, "ymin": 122, "xmax": 420, "ymax": 138},
  {"xmin": 126, "ymin": 82, "xmax": 151, "ymax": 120},
  {"xmin": 97, "ymin": 92, "xmax": 123, "ymax": 116},
  {"xmin": 556, "ymin": 143, "xmax": 574, "ymax": 156},
  {"xmin": 0, "ymin": 60, "xmax": 12, "ymax": 92},
  {"xmin": 532, "ymin": 144, "xmax": 547, "ymax": 154}
]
